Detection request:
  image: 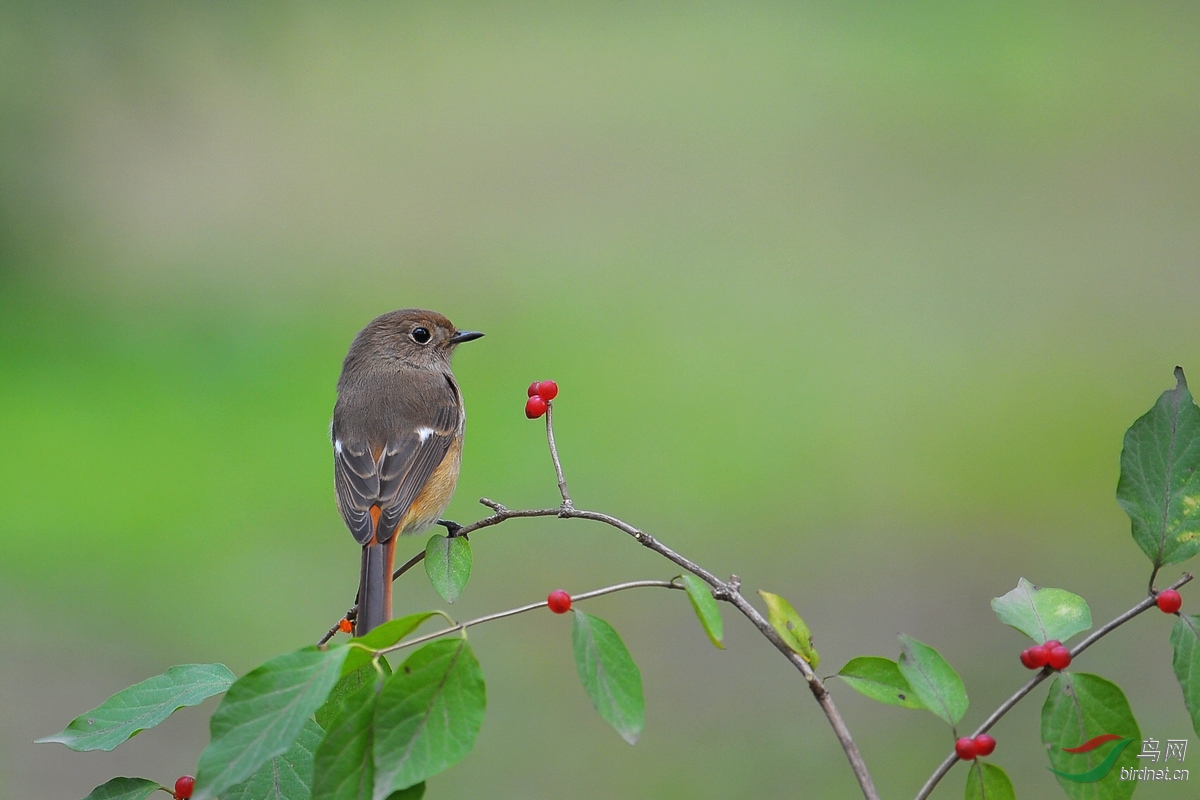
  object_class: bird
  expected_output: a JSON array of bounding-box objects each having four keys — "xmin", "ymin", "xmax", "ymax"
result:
[{"xmin": 332, "ymin": 309, "xmax": 483, "ymax": 635}]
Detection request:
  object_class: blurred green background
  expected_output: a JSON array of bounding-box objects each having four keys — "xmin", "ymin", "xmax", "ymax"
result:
[{"xmin": 2, "ymin": 2, "xmax": 1199, "ymax": 798}]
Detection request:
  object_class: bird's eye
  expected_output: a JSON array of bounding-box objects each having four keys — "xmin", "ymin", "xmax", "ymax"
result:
[{"xmin": 410, "ymin": 327, "xmax": 432, "ymax": 344}]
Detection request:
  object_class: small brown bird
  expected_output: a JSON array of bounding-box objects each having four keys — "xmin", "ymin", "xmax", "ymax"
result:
[{"xmin": 332, "ymin": 309, "xmax": 483, "ymax": 635}]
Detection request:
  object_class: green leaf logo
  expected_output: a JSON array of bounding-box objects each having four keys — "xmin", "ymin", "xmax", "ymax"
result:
[
  {"xmin": 1040, "ymin": 672, "xmax": 1141, "ymax": 798},
  {"xmin": 1049, "ymin": 735, "xmax": 1134, "ymax": 783}
]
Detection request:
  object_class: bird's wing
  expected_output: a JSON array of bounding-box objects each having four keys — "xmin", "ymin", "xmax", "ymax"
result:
[
  {"xmin": 334, "ymin": 374, "xmax": 461, "ymax": 545},
  {"xmin": 334, "ymin": 438, "xmax": 381, "ymax": 544}
]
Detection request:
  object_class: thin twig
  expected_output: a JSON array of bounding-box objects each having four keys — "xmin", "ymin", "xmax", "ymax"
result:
[
  {"xmin": 912, "ymin": 571, "xmax": 1194, "ymax": 800},
  {"xmin": 392, "ymin": 549, "xmax": 426, "ymax": 582},
  {"xmin": 545, "ymin": 402, "xmax": 572, "ymax": 507},
  {"xmin": 1075, "ymin": 572, "xmax": 1191, "ymax": 656},
  {"xmin": 378, "ymin": 580, "xmax": 680, "ymax": 656},
  {"xmin": 318, "ymin": 605, "xmax": 358, "ymax": 646}
]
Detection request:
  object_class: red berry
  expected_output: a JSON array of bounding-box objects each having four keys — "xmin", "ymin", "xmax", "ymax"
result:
[
  {"xmin": 1047, "ymin": 645, "xmax": 1072, "ymax": 671},
  {"xmin": 174, "ymin": 776, "xmax": 195, "ymax": 800},
  {"xmin": 528, "ymin": 381, "xmax": 540, "ymax": 397},
  {"xmin": 1027, "ymin": 644, "xmax": 1050, "ymax": 668},
  {"xmin": 955, "ymin": 737, "xmax": 978, "ymax": 760},
  {"xmin": 1019, "ymin": 648, "xmax": 1039, "ymax": 669},
  {"xmin": 974, "ymin": 734, "xmax": 996, "ymax": 756},
  {"xmin": 525, "ymin": 396, "xmax": 548, "ymax": 419},
  {"xmin": 1158, "ymin": 589, "xmax": 1183, "ymax": 614},
  {"xmin": 536, "ymin": 380, "xmax": 559, "ymax": 401},
  {"xmin": 547, "ymin": 590, "xmax": 572, "ymax": 614},
  {"xmin": 1043, "ymin": 640, "xmax": 1061, "ymax": 650},
  {"xmin": 338, "ymin": 618, "xmax": 352, "ymax": 634}
]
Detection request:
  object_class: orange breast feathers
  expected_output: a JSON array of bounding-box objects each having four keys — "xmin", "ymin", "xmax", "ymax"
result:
[{"xmin": 399, "ymin": 435, "xmax": 464, "ymax": 534}]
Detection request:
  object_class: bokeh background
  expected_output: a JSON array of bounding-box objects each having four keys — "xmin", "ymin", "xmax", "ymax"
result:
[{"xmin": 2, "ymin": 2, "xmax": 1199, "ymax": 798}]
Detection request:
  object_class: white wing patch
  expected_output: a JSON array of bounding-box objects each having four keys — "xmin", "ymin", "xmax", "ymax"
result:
[
  {"xmin": 416, "ymin": 426, "xmax": 435, "ymax": 442},
  {"xmin": 335, "ymin": 439, "xmax": 343, "ymax": 455}
]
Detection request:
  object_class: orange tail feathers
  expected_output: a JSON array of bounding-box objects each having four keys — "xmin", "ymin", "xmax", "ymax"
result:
[{"xmin": 356, "ymin": 537, "xmax": 396, "ymax": 636}]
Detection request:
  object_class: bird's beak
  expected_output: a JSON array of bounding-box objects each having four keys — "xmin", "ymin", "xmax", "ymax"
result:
[{"xmin": 449, "ymin": 330, "xmax": 484, "ymax": 344}]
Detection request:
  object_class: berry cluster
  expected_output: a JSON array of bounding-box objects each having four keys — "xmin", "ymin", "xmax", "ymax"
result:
[
  {"xmin": 547, "ymin": 589, "xmax": 572, "ymax": 614},
  {"xmin": 1019, "ymin": 640, "xmax": 1071, "ymax": 671},
  {"xmin": 525, "ymin": 380, "xmax": 558, "ymax": 419},
  {"xmin": 1157, "ymin": 588, "xmax": 1183, "ymax": 614},
  {"xmin": 955, "ymin": 734, "xmax": 996, "ymax": 761},
  {"xmin": 174, "ymin": 776, "xmax": 195, "ymax": 800}
]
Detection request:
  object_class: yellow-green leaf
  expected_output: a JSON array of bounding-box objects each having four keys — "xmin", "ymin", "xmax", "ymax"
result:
[{"xmin": 758, "ymin": 590, "xmax": 818, "ymax": 667}]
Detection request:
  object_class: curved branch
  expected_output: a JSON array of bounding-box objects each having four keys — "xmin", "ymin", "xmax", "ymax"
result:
[
  {"xmin": 317, "ymin": 403, "xmax": 882, "ymax": 799},
  {"xmin": 378, "ymin": 580, "xmax": 680, "ymax": 656},
  {"xmin": 912, "ymin": 571, "xmax": 1194, "ymax": 800}
]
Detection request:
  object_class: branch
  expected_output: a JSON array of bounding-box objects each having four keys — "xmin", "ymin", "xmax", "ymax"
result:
[
  {"xmin": 316, "ymin": 395, "xmax": 882, "ymax": 800},
  {"xmin": 912, "ymin": 571, "xmax": 1194, "ymax": 800},
  {"xmin": 318, "ymin": 605, "xmax": 358, "ymax": 646},
  {"xmin": 528, "ymin": 406, "xmax": 879, "ymax": 799},
  {"xmin": 545, "ymin": 401, "xmax": 572, "ymax": 507},
  {"xmin": 547, "ymin": 508, "xmax": 878, "ymax": 798},
  {"xmin": 377, "ymin": 579, "xmax": 680, "ymax": 657}
]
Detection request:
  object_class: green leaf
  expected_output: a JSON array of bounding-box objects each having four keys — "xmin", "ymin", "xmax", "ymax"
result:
[
  {"xmin": 836, "ymin": 657, "xmax": 925, "ymax": 709},
  {"xmin": 1117, "ymin": 367, "xmax": 1200, "ymax": 569},
  {"xmin": 317, "ymin": 662, "xmax": 392, "ymax": 731},
  {"xmin": 312, "ymin": 679, "xmax": 380, "ymax": 800},
  {"xmin": 1041, "ymin": 672, "xmax": 1140, "ymax": 800},
  {"xmin": 312, "ymin": 685, "xmax": 425, "ymax": 800},
  {"xmin": 572, "ymin": 610, "xmax": 645, "ymax": 745},
  {"xmin": 896, "ymin": 635, "xmax": 968, "ymax": 726},
  {"xmin": 341, "ymin": 613, "xmax": 437, "ymax": 677},
  {"xmin": 964, "ymin": 762, "xmax": 1015, "ymax": 800},
  {"xmin": 424, "ymin": 535, "xmax": 472, "ymax": 604},
  {"xmin": 221, "ymin": 718, "xmax": 323, "ymax": 800},
  {"xmin": 79, "ymin": 777, "xmax": 162, "ymax": 800},
  {"xmin": 678, "ymin": 574, "xmax": 724, "ymax": 648},
  {"xmin": 38, "ymin": 664, "xmax": 235, "ymax": 752},
  {"xmin": 1170, "ymin": 613, "xmax": 1200, "ymax": 738},
  {"xmin": 193, "ymin": 646, "xmax": 350, "ymax": 800},
  {"xmin": 757, "ymin": 590, "xmax": 819, "ymax": 667},
  {"xmin": 373, "ymin": 638, "xmax": 486, "ymax": 799},
  {"xmin": 990, "ymin": 578, "xmax": 1092, "ymax": 644}
]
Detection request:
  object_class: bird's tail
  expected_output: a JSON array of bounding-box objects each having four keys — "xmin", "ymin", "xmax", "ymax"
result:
[{"xmin": 356, "ymin": 538, "xmax": 395, "ymax": 636}]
